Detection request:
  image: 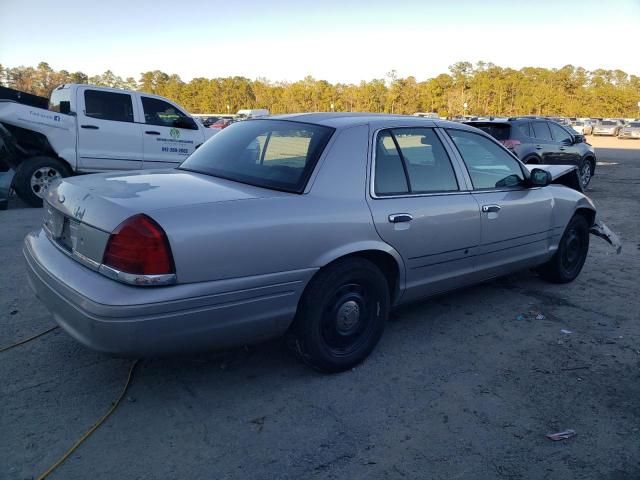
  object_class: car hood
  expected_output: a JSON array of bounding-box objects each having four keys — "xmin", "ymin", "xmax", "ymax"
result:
[{"xmin": 45, "ymin": 168, "xmax": 289, "ymax": 232}]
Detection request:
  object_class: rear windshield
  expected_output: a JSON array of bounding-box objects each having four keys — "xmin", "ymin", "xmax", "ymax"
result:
[
  {"xmin": 601, "ymin": 121, "xmax": 616, "ymax": 125},
  {"xmin": 628, "ymin": 122, "xmax": 640, "ymax": 128},
  {"xmin": 469, "ymin": 123, "xmax": 511, "ymax": 141},
  {"xmin": 179, "ymin": 119, "xmax": 334, "ymax": 193}
]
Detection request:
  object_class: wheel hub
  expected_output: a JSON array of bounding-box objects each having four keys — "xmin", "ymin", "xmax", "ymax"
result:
[
  {"xmin": 30, "ymin": 167, "xmax": 62, "ymax": 198},
  {"xmin": 336, "ymin": 300, "xmax": 361, "ymax": 335}
]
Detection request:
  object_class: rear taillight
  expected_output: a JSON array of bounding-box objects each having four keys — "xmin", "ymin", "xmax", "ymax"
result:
[
  {"xmin": 102, "ymin": 214, "xmax": 174, "ymax": 276},
  {"xmin": 500, "ymin": 139, "xmax": 521, "ymax": 149}
]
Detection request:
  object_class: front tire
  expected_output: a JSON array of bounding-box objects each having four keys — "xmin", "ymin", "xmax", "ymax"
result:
[
  {"xmin": 288, "ymin": 258, "xmax": 390, "ymax": 373},
  {"xmin": 14, "ymin": 156, "xmax": 70, "ymax": 207},
  {"xmin": 579, "ymin": 158, "xmax": 594, "ymax": 189},
  {"xmin": 538, "ymin": 215, "xmax": 589, "ymax": 283}
]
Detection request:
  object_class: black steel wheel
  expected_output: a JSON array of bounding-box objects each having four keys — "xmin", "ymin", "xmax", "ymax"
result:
[
  {"xmin": 538, "ymin": 215, "xmax": 590, "ymax": 283},
  {"xmin": 288, "ymin": 258, "xmax": 390, "ymax": 373}
]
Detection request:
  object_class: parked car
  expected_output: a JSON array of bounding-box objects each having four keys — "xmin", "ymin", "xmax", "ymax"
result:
[
  {"xmin": 571, "ymin": 120, "xmax": 593, "ymax": 135},
  {"xmin": 618, "ymin": 121, "xmax": 640, "ymax": 139},
  {"xmin": 210, "ymin": 118, "xmax": 235, "ymax": 130},
  {"xmin": 0, "ymin": 84, "xmax": 217, "ymax": 206},
  {"xmin": 236, "ymin": 109, "xmax": 270, "ymax": 119},
  {"xmin": 25, "ymin": 114, "xmax": 606, "ymax": 372},
  {"xmin": 593, "ymin": 120, "xmax": 623, "ymax": 136},
  {"xmin": 200, "ymin": 116, "xmax": 221, "ymax": 127},
  {"xmin": 465, "ymin": 117, "xmax": 596, "ymax": 188}
]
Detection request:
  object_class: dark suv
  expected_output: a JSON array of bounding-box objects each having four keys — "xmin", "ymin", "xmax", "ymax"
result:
[{"xmin": 465, "ymin": 117, "xmax": 596, "ymax": 188}]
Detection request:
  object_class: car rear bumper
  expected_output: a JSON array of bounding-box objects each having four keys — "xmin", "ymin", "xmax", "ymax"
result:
[
  {"xmin": 593, "ymin": 131, "xmax": 617, "ymax": 136},
  {"xmin": 24, "ymin": 229, "xmax": 315, "ymax": 356}
]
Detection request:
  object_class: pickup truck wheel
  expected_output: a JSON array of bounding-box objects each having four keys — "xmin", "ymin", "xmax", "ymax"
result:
[
  {"xmin": 14, "ymin": 156, "xmax": 70, "ymax": 207},
  {"xmin": 538, "ymin": 215, "xmax": 589, "ymax": 284},
  {"xmin": 288, "ymin": 258, "xmax": 389, "ymax": 373}
]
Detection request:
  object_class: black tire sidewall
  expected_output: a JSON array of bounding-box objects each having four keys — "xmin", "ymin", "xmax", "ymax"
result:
[
  {"xmin": 551, "ymin": 215, "xmax": 590, "ymax": 283},
  {"xmin": 14, "ymin": 156, "xmax": 70, "ymax": 207},
  {"xmin": 292, "ymin": 258, "xmax": 390, "ymax": 373}
]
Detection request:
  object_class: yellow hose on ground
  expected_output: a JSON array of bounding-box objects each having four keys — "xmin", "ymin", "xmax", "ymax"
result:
[{"xmin": 36, "ymin": 359, "xmax": 140, "ymax": 480}]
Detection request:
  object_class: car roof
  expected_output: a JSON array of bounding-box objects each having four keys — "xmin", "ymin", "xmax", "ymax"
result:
[{"xmin": 268, "ymin": 112, "xmax": 472, "ymax": 130}]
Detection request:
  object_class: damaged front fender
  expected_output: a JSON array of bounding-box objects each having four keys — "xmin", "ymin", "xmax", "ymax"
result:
[{"xmin": 590, "ymin": 220, "xmax": 622, "ymax": 254}]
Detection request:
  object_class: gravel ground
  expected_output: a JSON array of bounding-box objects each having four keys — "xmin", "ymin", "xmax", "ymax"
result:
[{"xmin": 1, "ymin": 137, "xmax": 639, "ymax": 480}]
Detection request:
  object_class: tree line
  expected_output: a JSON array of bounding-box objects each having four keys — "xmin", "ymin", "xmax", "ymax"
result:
[{"xmin": 1, "ymin": 61, "xmax": 639, "ymax": 118}]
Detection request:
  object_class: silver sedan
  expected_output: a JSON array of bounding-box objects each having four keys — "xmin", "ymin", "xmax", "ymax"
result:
[{"xmin": 25, "ymin": 114, "xmax": 599, "ymax": 372}]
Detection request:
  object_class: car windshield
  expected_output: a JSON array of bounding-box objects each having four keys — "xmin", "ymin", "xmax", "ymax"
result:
[
  {"xmin": 179, "ymin": 119, "xmax": 334, "ymax": 193},
  {"xmin": 601, "ymin": 121, "xmax": 616, "ymax": 125},
  {"xmin": 628, "ymin": 122, "xmax": 640, "ymax": 128}
]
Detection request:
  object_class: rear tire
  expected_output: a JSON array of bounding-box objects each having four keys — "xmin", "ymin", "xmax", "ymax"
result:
[
  {"xmin": 538, "ymin": 215, "xmax": 589, "ymax": 284},
  {"xmin": 14, "ymin": 156, "xmax": 70, "ymax": 207},
  {"xmin": 287, "ymin": 258, "xmax": 390, "ymax": 373}
]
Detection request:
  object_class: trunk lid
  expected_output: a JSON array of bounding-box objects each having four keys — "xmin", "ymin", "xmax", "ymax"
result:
[{"xmin": 45, "ymin": 168, "xmax": 288, "ymax": 233}]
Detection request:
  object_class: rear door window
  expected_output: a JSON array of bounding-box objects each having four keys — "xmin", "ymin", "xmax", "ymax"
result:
[
  {"xmin": 84, "ymin": 90, "xmax": 134, "ymax": 122},
  {"xmin": 517, "ymin": 122, "xmax": 531, "ymax": 137},
  {"xmin": 532, "ymin": 122, "xmax": 553, "ymax": 141},
  {"xmin": 374, "ymin": 131, "xmax": 409, "ymax": 195},
  {"xmin": 374, "ymin": 128, "xmax": 458, "ymax": 196}
]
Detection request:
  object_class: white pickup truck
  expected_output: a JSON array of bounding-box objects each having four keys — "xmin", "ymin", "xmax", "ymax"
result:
[{"xmin": 0, "ymin": 84, "xmax": 216, "ymax": 206}]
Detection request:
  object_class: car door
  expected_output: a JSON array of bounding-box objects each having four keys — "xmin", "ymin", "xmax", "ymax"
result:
[
  {"xmin": 366, "ymin": 127, "xmax": 481, "ymax": 302},
  {"xmin": 138, "ymin": 95, "xmax": 204, "ymax": 168},
  {"xmin": 548, "ymin": 122, "xmax": 581, "ymax": 166},
  {"xmin": 76, "ymin": 87, "xmax": 143, "ymax": 171},
  {"xmin": 444, "ymin": 128, "xmax": 554, "ymax": 279},
  {"xmin": 530, "ymin": 121, "xmax": 557, "ymax": 164}
]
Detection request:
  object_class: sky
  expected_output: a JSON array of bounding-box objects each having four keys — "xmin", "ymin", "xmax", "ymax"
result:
[{"xmin": 1, "ymin": 0, "xmax": 639, "ymax": 84}]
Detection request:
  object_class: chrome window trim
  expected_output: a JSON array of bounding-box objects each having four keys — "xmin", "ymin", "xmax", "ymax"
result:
[{"xmin": 369, "ymin": 126, "xmax": 470, "ymax": 200}]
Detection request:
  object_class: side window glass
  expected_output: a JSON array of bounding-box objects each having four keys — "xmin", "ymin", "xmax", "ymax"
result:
[
  {"xmin": 141, "ymin": 97, "xmax": 187, "ymax": 127},
  {"xmin": 391, "ymin": 128, "xmax": 458, "ymax": 193},
  {"xmin": 447, "ymin": 129, "xmax": 525, "ymax": 190},
  {"xmin": 374, "ymin": 131, "xmax": 409, "ymax": 195},
  {"xmin": 84, "ymin": 90, "xmax": 133, "ymax": 122},
  {"xmin": 549, "ymin": 122, "xmax": 573, "ymax": 143},
  {"xmin": 518, "ymin": 122, "xmax": 531, "ymax": 137},
  {"xmin": 532, "ymin": 122, "xmax": 553, "ymax": 141}
]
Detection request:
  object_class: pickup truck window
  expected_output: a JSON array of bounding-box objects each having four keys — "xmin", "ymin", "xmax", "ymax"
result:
[
  {"xmin": 179, "ymin": 119, "xmax": 334, "ymax": 193},
  {"xmin": 141, "ymin": 97, "xmax": 188, "ymax": 128},
  {"xmin": 84, "ymin": 90, "xmax": 134, "ymax": 123},
  {"xmin": 49, "ymin": 87, "xmax": 70, "ymax": 113}
]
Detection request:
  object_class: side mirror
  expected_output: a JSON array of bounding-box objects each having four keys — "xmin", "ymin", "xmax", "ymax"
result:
[
  {"xmin": 173, "ymin": 116, "xmax": 197, "ymax": 130},
  {"xmin": 573, "ymin": 134, "xmax": 585, "ymax": 144},
  {"xmin": 530, "ymin": 168, "xmax": 552, "ymax": 187}
]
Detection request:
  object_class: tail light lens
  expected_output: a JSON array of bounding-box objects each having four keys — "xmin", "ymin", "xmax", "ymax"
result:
[
  {"xmin": 500, "ymin": 139, "xmax": 522, "ymax": 149},
  {"xmin": 102, "ymin": 214, "xmax": 175, "ymax": 276}
]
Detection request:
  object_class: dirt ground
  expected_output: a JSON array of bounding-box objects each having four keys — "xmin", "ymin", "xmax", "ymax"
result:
[{"xmin": 1, "ymin": 136, "xmax": 639, "ymax": 480}]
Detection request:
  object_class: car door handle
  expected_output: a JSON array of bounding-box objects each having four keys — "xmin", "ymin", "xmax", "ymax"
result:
[
  {"xmin": 559, "ymin": 146, "xmax": 566, "ymax": 151},
  {"xmin": 145, "ymin": 130, "xmax": 161, "ymax": 135},
  {"xmin": 80, "ymin": 124, "xmax": 99, "ymax": 129},
  {"xmin": 535, "ymin": 145, "xmax": 543, "ymax": 150},
  {"xmin": 482, "ymin": 204, "xmax": 501, "ymax": 213},
  {"xmin": 388, "ymin": 213, "xmax": 413, "ymax": 223}
]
